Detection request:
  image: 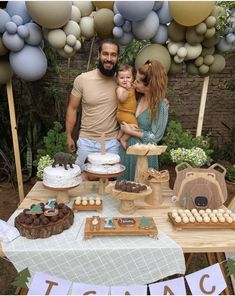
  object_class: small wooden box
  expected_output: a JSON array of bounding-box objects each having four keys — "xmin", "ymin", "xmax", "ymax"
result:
[{"xmin": 73, "ymin": 201, "xmax": 103, "ymax": 213}]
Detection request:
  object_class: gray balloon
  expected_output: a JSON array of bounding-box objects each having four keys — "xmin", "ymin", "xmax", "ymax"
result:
[
  {"xmin": 116, "ymin": 1, "xmax": 154, "ymax": 21},
  {"xmin": 0, "ymin": 9, "xmax": 11, "ymax": 33},
  {"xmin": 113, "ymin": 13, "xmax": 124, "ymax": 26},
  {"xmin": 5, "ymin": 21, "xmax": 17, "ymax": 34},
  {"xmin": 11, "ymin": 15, "xmax": 23, "ymax": 26},
  {"xmin": 116, "ymin": 32, "xmax": 134, "ymax": 45},
  {"xmin": 9, "ymin": 45, "xmax": 47, "ymax": 81},
  {"xmin": 112, "ymin": 26, "xmax": 123, "ymax": 39},
  {"xmin": 157, "ymin": 1, "xmax": 172, "ymax": 24},
  {"xmin": 17, "ymin": 25, "xmax": 29, "ymax": 39},
  {"xmin": 2, "ymin": 31, "xmax": 24, "ymax": 51},
  {"xmin": 6, "ymin": 1, "xmax": 31, "ymax": 24},
  {"xmin": 151, "ymin": 24, "xmax": 168, "ymax": 44},
  {"xmin": 24, "ymin": 23, "xmax": 42, "ymax": 46},
  {"xmin": 132, "ymin": 11, "xmax": 159, "ymax": 40},
  {"xmin": 122, "ymin": 20, "xmax": 132, "ymax": 33}
]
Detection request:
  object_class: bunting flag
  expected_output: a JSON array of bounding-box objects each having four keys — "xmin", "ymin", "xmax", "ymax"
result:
[
  {"xmin": 185, "ymin": 263, "xmax": 227, "ymax": 296},
  {"xmin": 71, "ymin": 283, "xmax": 109, "ymax": 295},
  {"xmin": 226, "ymin": 258, "xmax": 235, "ymax": 277},
  {"xmin": 27, "ymin": 272, "xmax": 72, "ymax": 295},
  {"xmin": 110, "ymin": 285, "xmax": 147, "ymax": 295},
  {"xmin": 148, "ymin": 277, "xmax": 186, "ymax": 295}
]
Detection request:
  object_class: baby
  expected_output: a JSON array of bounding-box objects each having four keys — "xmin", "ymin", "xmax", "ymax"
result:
[{"xmin": 116, "ymin": 64, "xmax": 138, "ymax": 150}]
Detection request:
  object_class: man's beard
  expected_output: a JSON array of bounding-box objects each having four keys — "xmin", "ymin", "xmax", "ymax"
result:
[{"xmin": 98, "ymin": 59, "xmax": 117, "ymax": 77}]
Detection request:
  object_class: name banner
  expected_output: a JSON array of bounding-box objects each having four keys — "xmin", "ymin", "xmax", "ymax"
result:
[{"xmin": 26, "ymin": 263, "xmax": 227, "ymax": 295}]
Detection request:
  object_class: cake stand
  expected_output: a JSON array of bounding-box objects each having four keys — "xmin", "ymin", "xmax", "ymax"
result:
[
  {"xmin": 84, "ymin": 170, "xmax": 125, "ymax": 195},
  {"xmin": 105, "ymin": 183, "xmax": 152, "ymax": 214},
  {"xmin": 126, "ymin": 145, "xmax": 167, "ymax": 184},
  {"xmin": 43, "ymin": 183, "xmax": 80, "ymax": 204}
]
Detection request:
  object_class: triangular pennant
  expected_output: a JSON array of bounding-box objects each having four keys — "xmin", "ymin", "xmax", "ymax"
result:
[
  {"xmin": 11, "ymin": 268, "xmax": 31, "ymax": 289},
  {"xmin": 226, "ymin": 258, "xmax": 235, "ymax": 277}
]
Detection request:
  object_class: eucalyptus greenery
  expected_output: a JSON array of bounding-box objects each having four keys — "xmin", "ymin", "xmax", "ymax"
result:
[{"xmin": 119, "ymin": 40, "xmax": 150, "ymax": 66}]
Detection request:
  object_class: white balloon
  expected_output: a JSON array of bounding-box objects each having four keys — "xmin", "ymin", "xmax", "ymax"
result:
[
  {"xmin": 185, "ymin": 43, "xmax": 202, "ymax": 60},
  {"xmin": 63, "ymin": 20, "xmax": 81, "ymax": 38},
  {"xmin": 64, "ymin": 44, "xmax": 73, "ymax": 54},
  {"xmin": 73, "ymin": 1, "xmax": 94, "ymax": 17},
  {"xmin": 48, "ymin": 29, "xmax": 66, "ymax": 49},
  {"xmin": 70, "ymin": 5, "xmax": 81, "ymax": 23},
  {"xmin": 132, "ymin": 11, "xmax": 159, "ymax": 40},
  {"xmin": 9, "ymin": 45, "xmax": 47, "ymax": 81},
  {"xmin": 66, "ymin": 34, "xmax": 76, "ymax": 47},
  {"xmin": 74, "ymin": 40, "xmax": 81, "ymax": 51},
  {"xmin": 80, "ymin": 16, "xmax": 95, "ymax": 39}
]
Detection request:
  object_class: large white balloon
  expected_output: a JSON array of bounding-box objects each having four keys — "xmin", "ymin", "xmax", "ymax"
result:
[
  {"xmin": 6, "ymin": 1, "xmax": 31, "ymax": 24},
  {"xmin": 9, "ymin": 45, "xmax": 47, "ymax": 81},
  {"xmin": 132, "ymin": 11, "xmax": 159, "ymax": 40},
  {"xmin": 115, "ymin": 1, "xmax": 155, "ymax": 21}
]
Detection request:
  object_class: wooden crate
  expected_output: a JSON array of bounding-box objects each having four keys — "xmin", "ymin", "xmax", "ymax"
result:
[
  {"xmin": 72, "ymin": 201, "xmax": 103, "ymax": 212},
  {"xmin": 84, "ymin": 217, "xmax": 158, "ymax": 239}
]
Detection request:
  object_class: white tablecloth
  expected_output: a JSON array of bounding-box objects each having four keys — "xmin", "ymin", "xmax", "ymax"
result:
[{"xmin": 3, "ymin": 196, "xmax": 185, "ymax": 285}]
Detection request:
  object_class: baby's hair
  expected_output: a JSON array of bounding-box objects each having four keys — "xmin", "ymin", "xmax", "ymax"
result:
[{"xmin": 116, "ymin": 64, "xmax": 135, "ymax": 77}]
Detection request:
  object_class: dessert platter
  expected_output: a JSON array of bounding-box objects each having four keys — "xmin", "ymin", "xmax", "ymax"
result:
[
  {"xmin": 43, "ymin": 164, "xmax": 82, "ymax": 203},
  {"xmin": 168, "ymin": 208, "xmax": 235, "ymax": 231},
  {"xmin": 72, "ymin": 196, "xmax": 103, "ymax": 212},
  {"xmin": 84, "ymin": 216, "xmax": 158, "ymax": 239},
  {"xmin": 15, "ymin": 202, "xmax": 74, "ymax": 239},
  {"xmin": 105, "ymin": 180, "xmax": 152, "ymax": 214}
]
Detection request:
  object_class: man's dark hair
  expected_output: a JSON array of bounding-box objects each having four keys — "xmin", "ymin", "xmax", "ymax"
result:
[{"xmin": 98, "ymin": 39, "xmax": 120, "ymax": 55}]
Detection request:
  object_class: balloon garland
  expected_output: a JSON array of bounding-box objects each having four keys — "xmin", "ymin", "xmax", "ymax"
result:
[{"xmin": 0, "ymin": 0, "xmax": 234, "ymax": 84}]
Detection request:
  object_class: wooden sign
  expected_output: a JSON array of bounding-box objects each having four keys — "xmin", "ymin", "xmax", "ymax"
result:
[{"xmin": 84, "ymin": 216, "xmax": 158, "ymax": 239}]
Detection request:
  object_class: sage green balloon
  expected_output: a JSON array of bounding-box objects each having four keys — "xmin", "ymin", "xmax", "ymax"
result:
[
  {"xmin": 202, "ymin": 36, "xmax": 218, "ymax": 48},
  {"xmin": 48, "ymin": 29, "xmax": 66, "ymax": 49},
  {"xmin": 204, "ymin": 27, "xmax": 216, "ymax": 39},
  {"xmin": 186, "ymin": 62, "xmax": 200, "ymax": 75},
  {"xmin": 201, "ymin": 46, "xmax": 215, "ymax": 57},
  {"xmin": 135, "ymin": 44, "xmax": 171, "ymax": 73},
  {"xmin": 94, "ymin": 8, "xmax": 114, "ymax": 39},
  {"xmin": 203, "ymin": 54, "xmax": 214, "ymax": 66},
  {"xmin": 169, "ymin": 59, "xmax": 183, "ymax": 75},
  {"xmin": 199, "ymin": 64, "xmax": 209, "ymax": 74},
  {"xmin": 168, "ymin": 21, "xmax": 186, "ymax": 42},
  {"xmin": 209, "ymin": 54, "xmax": 226, "ymax": 73},
  {"xmin": 194, "ymin": 56, "xmax": 204, "ymax": 67},
  {"xmin": 205, "ymin": 16, "xmax": 216, "ymax": 28},
  {"xmin": 26, "ymin": 1, "xmax": 72, "ymax": 29},
  {"xmin": 0, "ymin": 60, "xmax": 12, "ymax": 85},
  {"xmin": 186, "ymin": 27, "xmax": 204, "ymax": 45},
  {"xmin": 195, "ymin": 22, "xmax": 207, "ymax": 35}
]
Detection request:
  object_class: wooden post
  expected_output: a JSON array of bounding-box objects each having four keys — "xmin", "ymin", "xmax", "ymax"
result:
[
  {"xmin": 196, "ymin": 76, "xmax": 210, "ymax": 137},
  {"xmin": 6, "ymin": 79, "xmax": 24, "ymax": 203}
]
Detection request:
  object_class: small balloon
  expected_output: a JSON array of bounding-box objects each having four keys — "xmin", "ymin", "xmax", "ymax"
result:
[
  {"xmin": 5, "ymin": 21, "xmax": 17, "ymax": 34},
  {"xmin": 112, "ymin": 26, "xmax": 123, "ymax": 39},
  {"xmin": 6, "ymin": 1, "xmax": 31, "ymax": 24},
  {"xmin": 122, "ymin": 20, "xmax": 132, "ymax": 33},
  {"xmin": 17, "ymin": 25, "xmax": 29, "ymax": 39},
  {"xmin": 11, "ymin": 15, "xmax": 23, "ymax": 26},
  {"xmin": 2, "ymin": 32, "xmax": 24, "ymax": 52},
  {"xmin": 24, "ymin": 23, "xmax": 42, "ymax": 46},
  {"xmin": 66, "ymin": 34, "xmax": 77, "ymax": 47},
  {"xmin": 63, "ymin": 20, "xmax": 81, "ymax": 38},
  {"xmin": 48, "ymin": 29, "xmax": 67, "ymax": 49},
  {"xmin": 116, "ymin": 32, "xmax": 134, "ymax": 45},
  {"xmin": 113, "ymin": 13, "xmax": 124, "ymax": 27}
]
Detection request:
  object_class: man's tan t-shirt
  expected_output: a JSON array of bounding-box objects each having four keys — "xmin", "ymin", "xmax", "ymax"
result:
[{"xmin": 71, "ymin": 69, "xmax": 119, "ymax": 140}]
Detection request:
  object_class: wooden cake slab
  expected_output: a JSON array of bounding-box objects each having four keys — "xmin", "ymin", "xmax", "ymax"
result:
[
  {"xmin": 84, "ymin": 216, "xmax": 158, "ymax": 239},
  {"xmin": 168, "ymin": 213, "xmax": 235, "ymax": 231}
]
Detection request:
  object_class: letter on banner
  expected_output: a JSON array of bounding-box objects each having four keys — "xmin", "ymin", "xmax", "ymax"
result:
[
  {"xmin": 71, "ymin": 283, "xmax": 109, "ymax": 295},
  {"xmin": 27, "ymin": 272, "xmax": 72, "ymax": 295},
  {"xmin": 110, "ymin": 285, "xmax": 147, "ymax": 295},
  {"xmin": 148, "ymin": 277, "xmax": 186, "ymax": 295},
  {"xmin": 185, "ymin": 263, "xmax": 227, "ymax": 295}
]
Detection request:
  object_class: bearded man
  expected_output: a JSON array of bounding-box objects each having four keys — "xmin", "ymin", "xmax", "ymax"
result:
[{"xmin": 66, "ymin": 39, "xmax": 120, "ymax": 169}]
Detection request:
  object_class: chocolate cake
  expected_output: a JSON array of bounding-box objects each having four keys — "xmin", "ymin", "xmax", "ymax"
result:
[{"xmin": 15, "ymin": 202, "xmax": 74, "ymax": 239}]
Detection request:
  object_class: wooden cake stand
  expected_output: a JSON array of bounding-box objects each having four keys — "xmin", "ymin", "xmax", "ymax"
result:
[
  {"xmin": 105, "ymin": 183, "xmax": 152, "ymax": 215},
  {"xmin": 43, "ymin": 184, "xmax": 80, "ymax": 204},
  {"xmin": 126, "ymin": 145, "xmax": 167, "ymax": 184},
  {"xmin": 84, "ymin": 170, "xmax": 125, "ymax": 195}
]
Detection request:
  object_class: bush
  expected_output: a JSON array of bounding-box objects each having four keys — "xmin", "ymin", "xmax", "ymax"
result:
[{"xmin": 160, "ymin": 120, "xmax": 214, "ymax": 166}]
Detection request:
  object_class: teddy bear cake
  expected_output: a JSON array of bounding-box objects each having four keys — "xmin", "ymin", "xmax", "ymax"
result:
[
  {"xmin": 15, "ymin": 202, "xmax": 74, "ymax": 239},
  {"xmin": 84, "ymin": 152, "xmax": 124, "ymax": 174}
]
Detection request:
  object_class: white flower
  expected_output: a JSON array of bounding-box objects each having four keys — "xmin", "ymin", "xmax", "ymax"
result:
[
  {"xmin": 170, "ymin": 147, "xmax": 207, "ymax": 167},
  {"xmin": 37, "ymin": 155, "xmax": 54, "ymax": 179}
]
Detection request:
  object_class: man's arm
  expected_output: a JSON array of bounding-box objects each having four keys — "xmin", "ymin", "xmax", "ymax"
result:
[{"xmin": 66, "ymin": 94, "xmax": 81, "ymax": 152}]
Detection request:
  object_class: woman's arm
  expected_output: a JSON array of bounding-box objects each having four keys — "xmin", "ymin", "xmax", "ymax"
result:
[{"xmin": 142, "ymin": 100, "xmax": 169, "ymax": 144}]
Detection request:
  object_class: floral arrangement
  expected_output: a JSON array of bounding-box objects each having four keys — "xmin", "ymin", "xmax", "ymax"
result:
[
  {"xmin": 170, "ymin": 147, "xmax": 207, "ymax": 168},
  {"xmin": 36, "ymin": 155, "xmax": 54, "ymax": 179}
]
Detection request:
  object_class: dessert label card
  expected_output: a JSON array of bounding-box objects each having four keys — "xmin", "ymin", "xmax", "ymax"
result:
[
  {"xmin": 28, "ymin": 272, "xmax": 72, "ymax": 295},
  {"xmin": 71, "ymin": 283, "xmax": 109, "ymax": 295},
  {"xmin": 110, "ymin": 285, "xmax": 147, "ymax": 295}
]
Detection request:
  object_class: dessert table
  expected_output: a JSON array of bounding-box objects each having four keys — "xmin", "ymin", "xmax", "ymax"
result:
[{"xmin": 1, "ymin": 181, "xmax": 235, "ymax": 287}]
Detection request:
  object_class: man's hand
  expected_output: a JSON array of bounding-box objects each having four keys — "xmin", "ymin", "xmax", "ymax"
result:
[{"xmin": 67, "ymin": 136, "xmax": 76, "ymax": 152}]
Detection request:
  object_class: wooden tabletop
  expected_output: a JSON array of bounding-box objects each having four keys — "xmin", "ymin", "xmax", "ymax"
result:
[{"xmin": 1, "ymin": 181, "xmax": 235, "ymax": 257}]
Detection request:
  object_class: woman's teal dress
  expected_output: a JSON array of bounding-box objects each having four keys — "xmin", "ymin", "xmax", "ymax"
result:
[{"xmin": 119, "ymin": 100, "xmax": 168, "ymax": 181}]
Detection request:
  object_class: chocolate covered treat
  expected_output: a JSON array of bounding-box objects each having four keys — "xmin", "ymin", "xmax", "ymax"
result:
[
  {"xmin": 115, "ymin": 180, "xmax": 147, "ymax": 193},
  {"xmin": 15, "ymin": 202, "xmax": 74, "ymax": 239}
]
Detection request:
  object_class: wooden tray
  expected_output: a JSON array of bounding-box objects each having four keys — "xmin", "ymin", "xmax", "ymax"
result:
[
  {"xmin": 84, "ymin": 217, "xmax": 158, "ymax": 239},
  {"xmin": 168, "ymin": 213, "xmax": 235, "ymax": 230},
  {"xmin": 73, "ymin": 201, "xmax": 103, "ymax": 212}
]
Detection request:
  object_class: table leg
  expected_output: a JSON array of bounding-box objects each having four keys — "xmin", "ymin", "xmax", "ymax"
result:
[{"xmin": 56, "ymin": 190, "xmax": 69, "ymax": 204}]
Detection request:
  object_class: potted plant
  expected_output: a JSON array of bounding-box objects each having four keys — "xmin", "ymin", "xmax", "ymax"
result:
[{"xmin": 225, "ymin": 164, "xmax": 235, "ymax": 193}]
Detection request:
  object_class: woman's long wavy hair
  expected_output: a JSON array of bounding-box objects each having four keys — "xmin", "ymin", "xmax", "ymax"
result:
[{"xmin": 138, "ymin": 59, "xmax": 168, "ymax": 120}]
